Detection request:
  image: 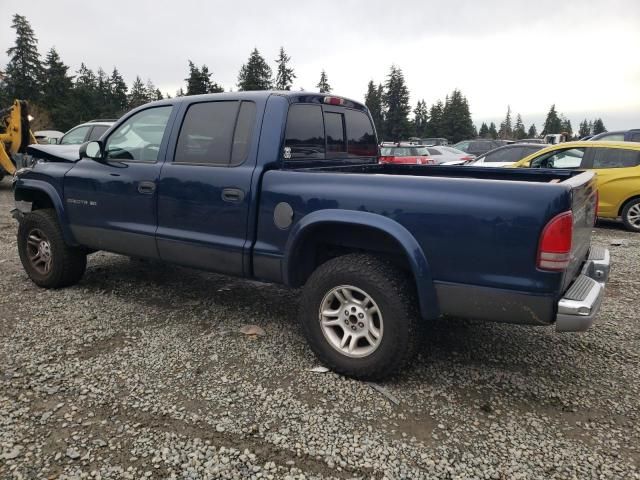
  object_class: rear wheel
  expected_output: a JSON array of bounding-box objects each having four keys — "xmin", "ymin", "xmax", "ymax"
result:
[
  {"xmin": 17, "ymin": 209, "xmax": 87, "ymax": 288},
  {"xmin": 621, "ymin": 199, "xmax": 640, "ymax": 232},
  {"xmin": 299, "ymin": 254, "xmax": 420, "ymax": 380}
]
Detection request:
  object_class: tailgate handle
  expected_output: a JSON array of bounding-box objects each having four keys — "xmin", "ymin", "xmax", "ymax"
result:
[{"xmin": 222, "ymin": 188, "xmax": 245, "ymax": 203}]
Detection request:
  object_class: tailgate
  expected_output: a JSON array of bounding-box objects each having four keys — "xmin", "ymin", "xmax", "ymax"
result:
[{"xmin": 561, "ymin": 171, "xmax": 598, "ymax": 292}]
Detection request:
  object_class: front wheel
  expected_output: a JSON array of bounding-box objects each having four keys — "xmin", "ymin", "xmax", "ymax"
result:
[
  {"xmin": 621, "ymin": 199, "xmax": 640, "ymax": 232},
  {"xmin": 299, "ymin": 254, "xmax": 420, "ymax": 380},
  {"xmin": 17, "ymin": 209, "xmax": 87, "ymax": 288}
]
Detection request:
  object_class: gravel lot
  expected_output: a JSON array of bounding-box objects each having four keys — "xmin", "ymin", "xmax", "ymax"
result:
[{"xmin": 1, "ymin": 179, "xmax": 639, "ymax": 480}]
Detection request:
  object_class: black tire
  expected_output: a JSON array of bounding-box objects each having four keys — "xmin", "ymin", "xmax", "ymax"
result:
[
  {"xmin": 621, "ymin": 198, "xmax": 640, "ymax": 232},
  {"xmin": 299, "ymin": 254, "xmax": 421, "ymax": 380},
  {"xmin": 17, "ymin": 209, "xmax": 87, "ymax": 288}
]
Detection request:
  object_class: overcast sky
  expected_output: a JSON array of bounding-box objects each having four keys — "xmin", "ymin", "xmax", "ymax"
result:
[{"xmin": 1, "ymin": 0, "xmax": 639, "ymax": 130}]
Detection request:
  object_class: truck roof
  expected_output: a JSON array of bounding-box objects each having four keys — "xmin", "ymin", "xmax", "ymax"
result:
[{"xmin": 147, "ymin": 90, "xmax": 368, "ymax": 112}]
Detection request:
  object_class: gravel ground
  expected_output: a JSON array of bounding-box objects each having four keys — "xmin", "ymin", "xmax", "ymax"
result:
[{"xmin": 1, "ymin": 179, "xmax": 639, "ymax": 479}]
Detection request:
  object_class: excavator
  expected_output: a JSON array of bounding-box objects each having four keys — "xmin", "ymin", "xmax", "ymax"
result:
[{"xmin": 0, "ymin": 99, "xmax": 36, "ymax": 180}]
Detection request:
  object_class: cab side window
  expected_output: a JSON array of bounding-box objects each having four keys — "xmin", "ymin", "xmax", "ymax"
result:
[
  {"xmin": 106, "ymin": 106, "xmax": 173, "ymax": 162},
  {"xmin": 591, "ymin": 148, "xmax": 640, "ymax": 169},
  {"xmin": 284, "ymin": 104, "xmax": 325, "ymax": 160}
]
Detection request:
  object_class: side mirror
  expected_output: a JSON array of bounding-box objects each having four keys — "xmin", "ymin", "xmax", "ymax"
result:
[{"xmin": 79, "ymin": 141, "xmax": 104, "ymax": 162}]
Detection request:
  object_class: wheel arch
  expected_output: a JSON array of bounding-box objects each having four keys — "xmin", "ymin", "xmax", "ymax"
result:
[
  {"xmin": 283, "ymin": 209, "xmax": 439, "ymax": 320},
  {"xmin": 618, "ymin": 194, "xmax": 640, "ymax": 216},
  {"xmin": 14, "ymin": 181, "xmax": 77, "ymax": 246}
]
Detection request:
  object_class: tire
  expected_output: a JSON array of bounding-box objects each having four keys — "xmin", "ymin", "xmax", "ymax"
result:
[
  {"xmin": 299, "ymin": 254, "xmax": 421, "ymax": 380},
  {"xmin": 17, "ymin": 209, "xmax": 87, "ymax": 288},
  {"xmin": 621, "ymin": 199, "xmax": 640, "ymax": 232}
]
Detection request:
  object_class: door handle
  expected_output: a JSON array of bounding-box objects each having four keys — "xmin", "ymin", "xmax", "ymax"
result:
[
  {"xmin": 221, "ymin": 188, "xmax": 245, "ymax": 203},
  {"xmin": 138, "ymin": 181, "xmax": 156, "ymax": 194}
]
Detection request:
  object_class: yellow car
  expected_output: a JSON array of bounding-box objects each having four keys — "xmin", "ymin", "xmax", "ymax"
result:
[{"xmin": 511, "ymin": 141, "xmax": 640, "ymax": 231}]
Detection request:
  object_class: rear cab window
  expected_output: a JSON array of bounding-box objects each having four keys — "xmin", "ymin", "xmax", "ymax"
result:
[{"xmin": 283, "ymin": 101, "xmax": 376, "ymax": 166}]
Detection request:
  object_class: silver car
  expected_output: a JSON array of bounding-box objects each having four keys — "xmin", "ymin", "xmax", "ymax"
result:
[{"xmin": 425, "ymin": 146, "xmax": 475, "ymax": 165}]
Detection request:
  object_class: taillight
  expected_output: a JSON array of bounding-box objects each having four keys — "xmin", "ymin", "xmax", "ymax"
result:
[
  {"xmin": 461, "ymin": 155, "xmax": 474, "ymax": 162},
  {"xmin": 537, "ymin": 211, "xmax": 573, "ymax": 271},
  {"xmin": 424, "ymin": 157, "xmax": 435, "ymax": 165}
]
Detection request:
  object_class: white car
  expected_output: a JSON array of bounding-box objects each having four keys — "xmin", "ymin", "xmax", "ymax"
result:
[
  {"xmin": 471, "ymin": 143, "xmax": 546, "ymax": 167},
  {"xmin": 425, "ymin": 146, "xmax": 475, "ymax": 165}
]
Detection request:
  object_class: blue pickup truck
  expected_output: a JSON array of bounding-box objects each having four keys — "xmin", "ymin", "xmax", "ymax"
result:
[{"xmin": 12, "ymin": 91, "xmax": 610, "ymax": 379}]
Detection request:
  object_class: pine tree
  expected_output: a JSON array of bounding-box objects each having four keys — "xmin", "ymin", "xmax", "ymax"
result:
[
  {"xmin": 488, "ymin": 122, "xmax": 498, "ymax": 139},
  {"xmin": 441, "ymin": 89, "xmax": 475, "ymax": 143},
  {"xmin": 513, "ymin": 113, "xmax": 526, "ymax": 139},
  {"xmin": 413, "ymin": 100, "xmax": 429, "ymax": 137},
  {"xmin": 527, "ymin": 124, "xmax": 537, "ymax": 138},
  {"xmin": 109, "ymin": 68, "xmax": 128, "ymax": 115},
  {"xmin": 40, "ymin": 48, "xmax": 73, "ymax": 129},
  {"xmin": 128, "ymin": 76, "xmax": 148, "ymax": 109},
  {"xmin": 478, "ymin": 122, "xmax": 489, "ymax": 138},
  {"xmin": 237, "ymin": 48, "xmax": 272, "ymax": 91},
  {"xmin": 578, "ymin": 119, "xmax": 590, "ymax": 138},
  {"xmin": 5, "ymin": 14, "xmax": 42, "ymax": 101},
  {"xmin": 71, "ymin": 63, "xmax": 99, "ymax": 122},
  {"xmin": 592, "ymin": 118, "xmax": 606, "ymax": 134},
  {"xmin": 316, "ymin": 70, "xmax": 331, "ymax": 93},
  {"xmin": 541, "ymin": 104, "xmax": 562, "ymax": 135},
  {"xmin": 426, "ymin": 101, "xmax": 444, "ymax": 137},
  {"xmin": 364, "ymin": 81, "xmax": 383, "ymax": 137},
  {"xmin": 560, "ymin": 116, "xmax": 572, "ymax": 137},
  {"xmin": 185, "ymin": 61, "xmax": 223, "ymax": 95},
  {"xmin": 498, "ymin": 106, "xmax": 513, "ymax": 139},
  {"xmin": 274, "ymin": 47, "xmax": 295, "ymax": 91},
  {"xmin": 382, "ymin": 65, "xmax": 411, "ymax": 141},
  {"xmin": 200, "ymin": 65, "xmax": 224, "ymax": 93},
  {"xmin": 95, "ymin": 67, "xmax": 111, "ymax": 116}
]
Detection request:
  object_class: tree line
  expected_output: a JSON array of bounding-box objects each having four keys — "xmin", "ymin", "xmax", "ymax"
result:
[{"xmin": 1, "ymin": 13, "xmax": 608, "ymax": 141}]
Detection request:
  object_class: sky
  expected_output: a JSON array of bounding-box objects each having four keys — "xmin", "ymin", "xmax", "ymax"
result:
[{"xmin": 1, "ymin": 0, "xmax": 639, "ymax": 130}]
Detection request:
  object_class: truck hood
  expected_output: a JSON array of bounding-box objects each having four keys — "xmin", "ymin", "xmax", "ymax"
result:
[{"xmin": 26, "ymin": 144, "xmax": 81, "ymax": 162}]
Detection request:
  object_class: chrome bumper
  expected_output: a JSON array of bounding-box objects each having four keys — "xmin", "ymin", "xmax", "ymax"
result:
[{"xmin": 556, "ymin": 246, "xmax": 610, "ymax": 332}]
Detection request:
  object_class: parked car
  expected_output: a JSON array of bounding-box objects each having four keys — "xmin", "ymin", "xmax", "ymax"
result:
[
  {"xmin": 410, "ymin": 137, "xmax": 449, "ymax": 146},
  {"xmin": 56, "ymin": 119, "xmax": 116, "ymax": 145},
  {"xmin": 512, "ymin": 141, "xmax": 640, "ymax": 231},
  {"xmin": 453, "ymin": 139, "xmax": 508, "ymax": 157},
  {"xmin": 379, "ymin": 145, "xmax": 434, "ymax": 165},
  {"xmin": 34, "ymin": 130, "xmax": 64, "ymax": 144},
  {"xmin": 13, "ymin": 91, "xmax": 608, "ymax": 379},
  {"xmin": 589, "ymin": 129, "xmax": 640, "ymax": 142},
  {"xmin": 425, "ymin": 146, "xmax": 475, "ymax": 165},
  {"xmin": 472, "ymin": 143, "xmax": 546, "ymax": 167}
]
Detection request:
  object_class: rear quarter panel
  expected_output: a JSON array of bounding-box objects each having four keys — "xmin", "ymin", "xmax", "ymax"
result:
[
  {"xmin": 254, "ymin": 170, "xmax": 574, "ymax": 295},
  {"xmin": 592, "ymin": 165, "xmax": 640, "ymax": 217}
]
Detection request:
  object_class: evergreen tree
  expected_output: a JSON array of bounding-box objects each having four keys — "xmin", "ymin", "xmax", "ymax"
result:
[
  {"xmin": 5, "ymin": 14, "xmax": 42, "ymax": 101},
  {"xmin": 108, "ymin": 68, "xmax": 128, "ymax": 115},
  {"xmin": 588, "ymin": 120, "xmax": 594, "ymax": 134},
  {"xmin": 527, "ymin": 123, "xmax": 537, "ymax": 138},
  {"xmin": 578, "ymin": 119, "xmax": 590, "ymax": 138},
  {"xmin": 176, "ymin": 88, "xmax": 185, "ymax": 97},
  {"xmin": 128, "ymin": 76, "xmax": 148, "ymax": 109},
  {"xmin": 95, "ymin": 67, "xmax": 111, "ymax": 115},
  {"xmin": 40, "ymin": 48, "xmax": 73, "ymax": 129},
  {"xmin": 413, "ymin": 99, "xmax": 428, "ymax": 137},
  {"xmin": 274, "ymin": 47, "xmax": 295, "ymax": 91},
  {"xmin": 488, "ymin": 122, "xmax": 498, "ymax": 139},
  {"xmin": 426, "ymin": 101, "xmax": 444, "ymax": 137},
  {"xmin": 185, "ymin": 61, "xmax": 223, "ymax": 95},
  {"xmin": 478, "ymin": 122, "xmax": 489, "ymax": 138},
  {"xmin": 541, "ymin": 104, "xmax": 562, "ymax": 135},
  {"xmin": 71, "ymin": 63, "xmax": 99, "ymax": 122},
  {"xmin": 237, "ymin": 48, "xmax": 272, "ymax": 91},
  {"xmin": 498, "ymin": 106, "xmax": 513, "ymax": 139},
  {"xmin": 316, "ymin": 70, "xmax": 331, "ymax": 93},
  {"xmin": 364, "ymin": 81, "xmax": 384, "ymax": 137},
  {"xmin": 441, "ymin": 89, "xmax": 474, "ymax": 143},
  {"xmin": 592, "ymin": 118, "xmax": 606, "ymax": 134},
  {"xmin": 560, "ymin": 116, "xmax": 573, "ymax": 137},
  {"xmin": 513, "ymin": 113, "xmax": 526, "ymax": 139},
  {"xmin": 382, "ymin": 65, "xmax": 411, "ymax": 141}
]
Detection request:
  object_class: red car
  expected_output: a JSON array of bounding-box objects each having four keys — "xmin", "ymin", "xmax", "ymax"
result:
[{"xmin": 379, "ymin": 145, "xmax": 435, "ymax": 165}]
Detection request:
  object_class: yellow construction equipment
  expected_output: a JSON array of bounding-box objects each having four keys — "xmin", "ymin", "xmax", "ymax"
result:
[{"xmin": 0, "ymin": 99, "xmax": 37, "ymax": 177}]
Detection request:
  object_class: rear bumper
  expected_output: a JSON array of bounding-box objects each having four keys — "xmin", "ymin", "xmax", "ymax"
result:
[{"xmin": 555, "ymin": 246, "xmax": 610, "ymax": 332}]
